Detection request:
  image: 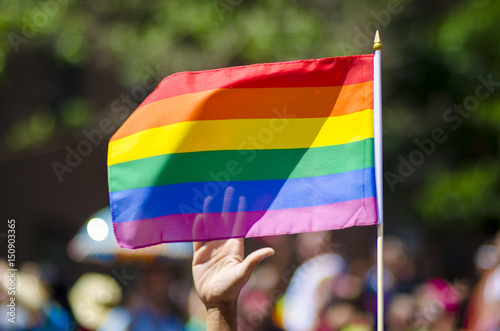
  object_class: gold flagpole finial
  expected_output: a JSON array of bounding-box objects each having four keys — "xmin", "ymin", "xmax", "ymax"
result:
[{"xmin": 373, "ymin": 30, "xmax": 382, "ymax": 51}]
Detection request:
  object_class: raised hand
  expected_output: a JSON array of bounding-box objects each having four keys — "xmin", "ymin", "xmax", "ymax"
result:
[{"xmin": 192, "ymin": 238, "xmax": 274, "ymax": 330}]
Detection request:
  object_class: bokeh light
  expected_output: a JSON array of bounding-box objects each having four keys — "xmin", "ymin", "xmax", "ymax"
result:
[{"xmin": 87, "ymin": 217, "xmax": 109, "ymax": 241}]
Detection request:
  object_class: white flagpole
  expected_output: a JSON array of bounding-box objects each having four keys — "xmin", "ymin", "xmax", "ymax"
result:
[{"xmin": 373, "ymin": 30, "xmax": 384, "ymax": 331}]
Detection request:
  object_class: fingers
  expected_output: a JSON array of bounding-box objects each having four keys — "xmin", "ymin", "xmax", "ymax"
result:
[
  {"xmin": 193, "ymin": 213, "xmax": 206, "ymax": 252},
  {"xmin": 192, "ymin": 195, "xmax": 214, "ymax": 250},
  {"xmin": 221, "ymin": 186, "xmax": 235, "ymax": 225},
  {"xmin": 232, "ymin": 196, "xmax": 247, "ymax": 237},
  {"xmin": 239, "ymin": 247, "xmax": 275, "ymax": 279}
]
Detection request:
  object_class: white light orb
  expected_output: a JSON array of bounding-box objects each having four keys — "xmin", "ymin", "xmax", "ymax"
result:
[{"xmin": 87, "ymin": 218, "xmax": 109, "ymax": 241}]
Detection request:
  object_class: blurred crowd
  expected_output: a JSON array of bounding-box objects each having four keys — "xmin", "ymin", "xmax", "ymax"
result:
[{"xmin": 1, "ymin": 230, "xmax": 500, "ymax": 331}]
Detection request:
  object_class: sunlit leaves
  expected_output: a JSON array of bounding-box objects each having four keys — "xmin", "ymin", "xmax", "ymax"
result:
[
  {"xmin": 4, "ymin": 109, "xmax": 56, "ymax": 151},
  {"xmin": 415, "ymin": 161, "xmax": 500, "ymax": 226}
]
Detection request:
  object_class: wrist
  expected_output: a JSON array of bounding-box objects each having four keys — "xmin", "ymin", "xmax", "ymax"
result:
[{"xmin": 205, "ymin": 301, "xmax": 238, "ymax": 331}]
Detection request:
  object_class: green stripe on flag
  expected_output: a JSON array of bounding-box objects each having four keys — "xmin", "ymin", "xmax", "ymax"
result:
[{"xmin": 108, "ymin": 138, "xmax": 374, "ymax": 193}]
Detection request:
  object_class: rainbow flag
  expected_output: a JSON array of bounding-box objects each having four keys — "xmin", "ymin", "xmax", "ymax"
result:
[{"xmin": 108, "ymin": 54, "xmax": 378, "ymax": 248}]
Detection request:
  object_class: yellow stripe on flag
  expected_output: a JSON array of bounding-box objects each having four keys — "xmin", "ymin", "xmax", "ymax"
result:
[{"xmin": 108, "ymin": 109, "xmax": 374, "ymax": 166}]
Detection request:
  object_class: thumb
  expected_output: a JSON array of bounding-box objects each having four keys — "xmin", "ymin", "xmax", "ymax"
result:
[{"xmin": 238, "ymin": 247, "xmax": 275, "ymax": 280}]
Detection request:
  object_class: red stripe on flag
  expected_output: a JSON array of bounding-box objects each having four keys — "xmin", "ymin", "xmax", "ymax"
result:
[{"xmin": 138, "ymin": 55, "xmax": 374, "ymax": 110}]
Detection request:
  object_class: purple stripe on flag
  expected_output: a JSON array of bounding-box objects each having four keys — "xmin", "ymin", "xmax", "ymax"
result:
[{"xmin": 113, "ymin": 197, "xmax": 377, "ymax": 248}]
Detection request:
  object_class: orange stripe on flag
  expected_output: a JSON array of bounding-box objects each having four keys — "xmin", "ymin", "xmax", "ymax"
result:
[{"xmin": 111, "ymin": 82, "xmax": 373, "ymax": 141}]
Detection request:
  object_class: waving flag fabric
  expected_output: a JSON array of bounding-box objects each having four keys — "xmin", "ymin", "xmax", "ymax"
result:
[{"xmin": 108, "ymin": 54, "xmax": 377, "ymax": 248}]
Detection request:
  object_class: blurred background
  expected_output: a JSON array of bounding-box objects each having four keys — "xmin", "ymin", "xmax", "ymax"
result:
[{"xmin": 1, "ymin": 0, "xmax": 500, "ymax": 330}]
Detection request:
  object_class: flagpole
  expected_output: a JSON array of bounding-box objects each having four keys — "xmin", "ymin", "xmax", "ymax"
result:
[{"xmin": 373, "ymin": 30, "xmax": 384, "ymax": 331}]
